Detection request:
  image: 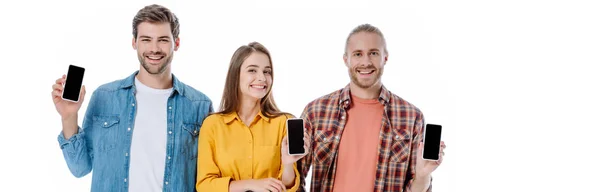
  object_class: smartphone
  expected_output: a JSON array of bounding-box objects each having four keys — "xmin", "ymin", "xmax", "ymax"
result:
[
  {"xmin": 61, "ymin": 65, "xmax": 85, "ymax": 103},
  {"xmin": 422, "ymin": 124, "xmax": 442, "ymax": 161},
  {"xmin": 286, "ymin": 118, "xmax": 306, "ymax": 155}
]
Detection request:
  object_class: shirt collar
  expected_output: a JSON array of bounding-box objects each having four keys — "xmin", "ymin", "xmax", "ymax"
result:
[{"xmin": 339, "ymin": 84, "xmax": 391, "ymax": 108}]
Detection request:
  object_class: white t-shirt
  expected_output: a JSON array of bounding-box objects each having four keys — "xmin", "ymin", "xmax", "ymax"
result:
[{"xmin": 128, "ymin": 77, "xmax": 172, "ymax": 192}]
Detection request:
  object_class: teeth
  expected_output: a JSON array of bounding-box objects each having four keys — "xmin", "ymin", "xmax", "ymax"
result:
[
  {"xmin": 358, "ymin": 70, "xmax": 374, "ymax": 74},
  {"xmin": 147, "ymin": 56, "xmax": 163, "ymax": 60},
  {"xmin": 251, "ymin": 85, "xmax": 266, "ymax": 89}
]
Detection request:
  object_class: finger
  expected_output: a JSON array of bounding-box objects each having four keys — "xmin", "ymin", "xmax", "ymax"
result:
[
  {"xmin": 52, "ymin": 91, "xmax": 62, "ymax": 104},
  {"xmin": 79, "ymin": 85, "xmax": 86, "ymax": 102},
  {"xmin": 282, "ymin": 136, "xmax": 288, "ymax": 145},
  {"xmin": 273, "ymin": 179, "xmax": 286, "ymax": 192},
  {"xmin": 52, "ymin": 90, "xmax": 62, "ymax": 98},
  {"xmin": 437, "ymin": 153, "xmax": 444, "ymax": 165},
  {"xmin": 55, "ymin": 77, "xmax": 63, "ymax": 84},
  {"xmin": 266, "ymin": 182, "xmax": 281, "ymax": 192},
  {"xmin": 265, "ymin": 185, "xmax": 278, "ymax": 192},
  {"xmin": 52, "ymin": 83, "xmax": 64, "ymax": 92},
  {"xmin": 440, "ymin": 141, "xmax": 446, "ymax": 149},
  {"xmin": 268, "ymin": 178, "xmax": 285, "ymax": 191}
]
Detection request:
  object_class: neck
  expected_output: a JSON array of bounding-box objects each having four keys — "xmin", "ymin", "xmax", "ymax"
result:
[
  {"xmin": 349, "ymin": 81, "xmax": 382, "ymax": 100},
  {"xmin": 136, "ymin": 67, "xmax": 173, "ymax": 89},
  {"xmin": 238, "ymin": 96, "xmax": 261, "ymax": 126}
]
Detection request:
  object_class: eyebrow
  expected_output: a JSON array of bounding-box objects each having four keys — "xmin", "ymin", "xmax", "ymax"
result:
[
  {"xmin": 138, "ymin": 36, "xmax": 171, "ymax": 39},
  {"xmin": 246, "ymin": 65, "xmax": 272, "ymax": 69}
]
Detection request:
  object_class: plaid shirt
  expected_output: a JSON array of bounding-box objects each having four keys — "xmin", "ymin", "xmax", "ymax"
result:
[{"xmin": 297, "ymin": 84, "xmax": 433, "ymax": 192}]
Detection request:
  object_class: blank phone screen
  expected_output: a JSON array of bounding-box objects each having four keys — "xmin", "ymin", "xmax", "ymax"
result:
[
  {"xmin": 423, "ymin": 124, "xmax": 442, "ymax": 160},
  {"xmin": 63, "ymin": 65, "xmax": 85, "ymax": 101},
  {"xmin": 287, "ymin": 119, "xmax": 305, "ymax": 155}
]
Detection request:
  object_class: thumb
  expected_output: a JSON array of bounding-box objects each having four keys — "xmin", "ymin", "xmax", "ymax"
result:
[{"xmin": 80, "ymin": 85, "xmax": 86, "ymax": 103}]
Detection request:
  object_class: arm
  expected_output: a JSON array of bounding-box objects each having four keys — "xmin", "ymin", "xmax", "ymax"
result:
[
  {"xmin": 296, "ymin": 107, "xmax": 314, "ymax": 192},
  {"xmin": 196, "ymin": 117, "xmax": 233, "ymax": 191},
  {"xmin": 406, "ymin": 112, "xmax": 433, "ymax": 192},
  {"xmin": 56, "ymin": 90, "xmax": 96, "ymax": 178}
]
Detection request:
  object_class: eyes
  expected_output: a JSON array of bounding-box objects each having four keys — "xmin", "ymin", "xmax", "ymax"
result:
[
  {"xmin": 248, "ymin": 68, "xmax": 272, "ymax": 75},
  {"xmin": 140, "ymin": 38, "xmax": 170, "ymax": 43},
  {"xmin": 352, "ymin": 51, "xmax": 380, "ymax": 57}
]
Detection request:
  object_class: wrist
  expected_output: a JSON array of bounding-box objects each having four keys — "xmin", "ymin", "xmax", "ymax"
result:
[
  {"xmin": 61, "ymin": 114, "xmax": 77, "ymax": 122},
  {"xmin": 415, "ymin": 173, "xmax": 431, "ymax": 181}
]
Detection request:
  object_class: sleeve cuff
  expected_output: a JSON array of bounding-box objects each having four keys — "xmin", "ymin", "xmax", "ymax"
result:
[{"xmin": 57, "ymin": 127, "xmax": 83, "ymax": 150}]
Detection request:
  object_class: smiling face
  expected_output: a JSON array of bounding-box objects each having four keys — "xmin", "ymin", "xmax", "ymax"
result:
[
  {"xmin": 239, "ymin": 52, "xmax": 273, "ymax": 101},
  {"xmin": 344, "ymin": 31, "xmax": 388, "ymax": 89},
  {"xmin": 132, "ymin": 21, "xmax": 179, "ymax": 75}
]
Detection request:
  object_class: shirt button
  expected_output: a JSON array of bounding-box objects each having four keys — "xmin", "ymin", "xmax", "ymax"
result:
[
  {"xmin": 104, "ymin": 122, "xmax": 108, "ymax": 126},
  {"xmin": 165, "ymin": 181, "xmax": 169, "ymax": 185},
  {"xmin": 132, "ymin": 103, "xmax": 135, "ymax": 107},
  {"xmin": 395, "ymin": 135, "xmax": 400, "ymax": 140},
  {"xmin": 125, "ymin": 153, "xmax": 128, "ymax": 156},
  {"xmin": 124, "ymin": 178, "xmax": 127, "ymax": 182},
  {"xmin": 194, "ymin": 130, "xmax": 197, "ymax": 134},
  {"xmin": 168, "ymin": 106, "xmax": 172, "ymax": 110},
  {"xmin": 127, "ymin": 127, "xmax": 131, "ymax": 131},
  {"xmin": 168, "ymin": 156, "xmax": 171, "ymax": 160},
  {"xmin": 335, "ymin": 136, "xmax": 340, "ymax": 140},
  {"xmin": 168, "ymin": 131, "xmax": 172, "ymax": 134},
  {"xmin": 341, "ymin": 115, "xmax": 345, "ymax": 120}
]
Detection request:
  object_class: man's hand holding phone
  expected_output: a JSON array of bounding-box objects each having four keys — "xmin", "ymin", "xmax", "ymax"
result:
[{"xmin": 51, "ymin": 65, "xmax": 86, "ymax": 139}]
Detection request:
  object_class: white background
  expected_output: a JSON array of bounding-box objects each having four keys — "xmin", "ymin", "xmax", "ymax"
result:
[{"xmin": 1, "ymin": 0, "xmax": 599, "ymax": 191}]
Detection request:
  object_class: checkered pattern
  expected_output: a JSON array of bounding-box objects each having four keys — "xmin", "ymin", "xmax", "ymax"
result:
[{"xmin": 297, "ymin": 84, "xmax": 432, "ymax": 192}]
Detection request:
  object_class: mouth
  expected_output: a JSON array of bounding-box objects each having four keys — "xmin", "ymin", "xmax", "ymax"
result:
[
  {"xmin": 145, "ymin": 55, "xmax": 165, "ymax": 63},
  {"xmin": 250, "ymin": 84, "xmax": 267, "ymax": 90},
  {"xmin": 356, "ymin": 68, "xmax": 375, "ymax": 76}
]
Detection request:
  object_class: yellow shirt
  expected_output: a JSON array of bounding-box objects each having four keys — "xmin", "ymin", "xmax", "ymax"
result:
[{"xmin": 196, "ymin": 111, "xmax": 300, "ymax": 192}]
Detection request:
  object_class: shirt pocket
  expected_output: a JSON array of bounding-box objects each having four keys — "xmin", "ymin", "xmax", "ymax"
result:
[
  {"xmin": 92, "ymin": 115, "xmax": 120, "ymax": 153},
  {"xmin": 389, "ymin": 134, "xmax": 412, "ymax": 163},
  {"xmin": 181, "ymin": 122, "xmax": 200, "ymax": 160},
  {"xmin": 312, "ymin": 130, "xmax": 335, "ymax": 165}
]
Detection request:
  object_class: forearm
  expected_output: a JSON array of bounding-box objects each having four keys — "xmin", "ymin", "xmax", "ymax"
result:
[
  {"xmin": 281, "ymin": 163, "xmax": 296, "ymax": 188},
  {"xmin": 57, "ymin": 126, "xmax": 91, "ymax": 178},
  {"xmin": 409, "ymin": 174, "xmax": 431, "ymax": 192},
  {"xmin": 61, "ymin": 115, "xmax": 79, "ymax": 139},
  {"xmin": 228, "ymin": 180, "xmax": 247, "ymax": 192}
]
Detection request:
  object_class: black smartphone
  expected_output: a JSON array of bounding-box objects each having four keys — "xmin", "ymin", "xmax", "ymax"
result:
[
  {"xmin": 62, "ymin": 65, "xmax": 85, "ymax": 102},
  {"xmin": 286, "ymin": 118, "xmax": 305, "ymax": 155},
  {"xmin": 422, "ymin": 124, "xmax": 442, "ymax": 160}
]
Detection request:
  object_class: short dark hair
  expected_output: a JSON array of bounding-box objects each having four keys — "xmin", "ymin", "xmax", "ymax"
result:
[{"xmin": 132, "ymin": 4, "xmax": 180, "ymax": 39}]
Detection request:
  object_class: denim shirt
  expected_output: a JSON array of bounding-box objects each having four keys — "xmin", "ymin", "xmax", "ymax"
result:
[{"xmin": 57, "ymin": 71, "xmax": 213, "ymax": 192}]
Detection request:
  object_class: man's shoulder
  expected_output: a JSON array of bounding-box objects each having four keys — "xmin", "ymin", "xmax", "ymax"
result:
[
  {"xmin": 388, "ymin": 91, "xmax": 423, "ymax": 115},
  {"xmin": 94, "ymin": 78, "xmax": 127, "ymax": 92},
  {"xmin": 176, "ymin": 81, "xmax": 211, "ymax": 103},
  {"xmin": 303, "ymin": 88, "xmax": 344, "ymax": 113}
]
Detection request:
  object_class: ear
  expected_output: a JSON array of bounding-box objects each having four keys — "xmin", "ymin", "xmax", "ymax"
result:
[
  {"xmin": 343, "ymin": 53, "xmax": 349, "ymax": 67},
  {"xmin": 132, "ymin": 37, "xmax": 137, "ymax": 50},
  {"xmin": 174, "ymin": 37, "xmax": 180, "ymax": 51},
  {"xmin": 384, "ymin": 53, "xmax": 388, "ymax": 65}
]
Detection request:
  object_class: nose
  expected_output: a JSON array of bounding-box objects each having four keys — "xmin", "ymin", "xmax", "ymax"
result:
[
  {"xmin": 150, "ymin": 40, "xmax": 160, "ymax": 53},
  {"xmin": 359, "ymin": 54, "xmax": 373, "ymax": 67},
  {"xmin": 257, "ymin": 71, "xmax": 266, "ymax": 82}
]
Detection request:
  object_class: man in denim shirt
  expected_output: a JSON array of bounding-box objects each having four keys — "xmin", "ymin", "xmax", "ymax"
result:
[{"xmin": 50, "ymin": 4, "xmax": 212, "ymax": 192}]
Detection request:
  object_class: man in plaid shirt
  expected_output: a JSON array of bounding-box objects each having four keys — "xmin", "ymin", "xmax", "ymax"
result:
[{"xmin": 297, "ymin": 24, "xmax": 447, "ymax": 192}]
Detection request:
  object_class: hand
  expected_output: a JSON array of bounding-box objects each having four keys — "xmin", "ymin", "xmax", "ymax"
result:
[
  {"xmin": 280, "ymin": 133, "xmax": 309, "ymax": 165},
  {"xmin": 51, "ymin": 74, "xmax": 86, "ymax": 120},
  {"xmin": 234, "ymin": 178, "xmax": 286, "ymax": 192},
  {"xmin": 415, "ymin": 141, "xmax": 446, "ymax": 178}
]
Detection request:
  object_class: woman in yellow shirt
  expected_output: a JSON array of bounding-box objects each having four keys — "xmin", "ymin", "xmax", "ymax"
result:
[{"xmin": 196, "ymin": 42, "xmax": 308, "ymax": 192}]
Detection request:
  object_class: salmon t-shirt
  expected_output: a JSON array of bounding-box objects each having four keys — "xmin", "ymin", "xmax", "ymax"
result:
[{"xmin": 332, "ymin": 94, "xmax": 384, "ymax": 192}]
